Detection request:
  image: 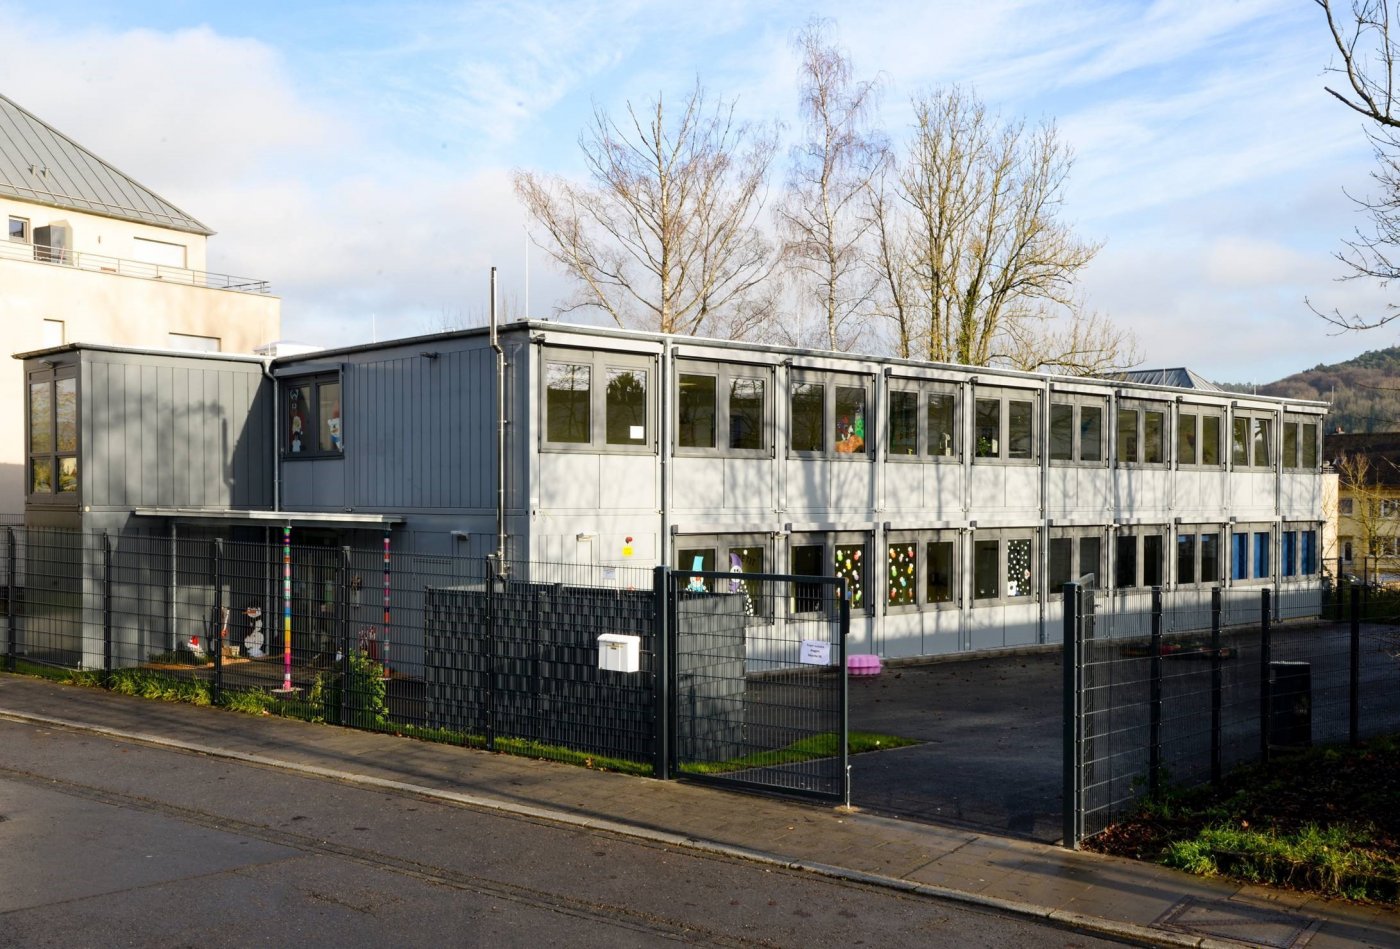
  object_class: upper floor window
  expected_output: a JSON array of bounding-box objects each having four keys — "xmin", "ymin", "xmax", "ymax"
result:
[
  {"xmin": 973, "ymin": 388, "xmax": 1037, "ymax": 463},
  {"xmin": 8, "ymin": 216, "xmax": 29, "ymax": 242},
  {"xmin": 1232, "ymin": 413, "xmax": 1273, "ymax": 469},
  {"xmin": 675, "ymin": 362, "xmax": 768, "ymax": 455},
  {"xmin": 27, "ymin": 367, "xmax": 77, "ymax": 497},
  {"xmin": 887, "ymin": 382, "xmax": 959, "ymax": 460},
  {"xmin": 1281, "ymin": 418, "xmax": 1319, "ymax": 470},
  {"xmin": 285, "ymin": 373, "xmax": 342, "ymax": 456},
  {"xmin": 1116, "ymin": 401, "xmax": 1168, "ymax": 465},
  {"xmin": 1177, "ymin": 408, "xmax": 1223, "ymax": 467},
  {"xmin": 789, "ymin": 371, "xmax": 871, "ymax": 458},
  {"xmin": 542, "ymin": 349, "xmax": 653, "ymax": 453},
  {"xmin": 1048, "ymin": 397, "xmax": 1105, "ymax": 464}
]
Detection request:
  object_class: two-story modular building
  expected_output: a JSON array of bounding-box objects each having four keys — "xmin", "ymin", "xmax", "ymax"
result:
[
  {"xmin": 1, "ymin": 92, "xmax": 280, "ymax": 516},
  {"xmin": 20, "ymin": 320, "xmax": 1328, "ymax": 667}
]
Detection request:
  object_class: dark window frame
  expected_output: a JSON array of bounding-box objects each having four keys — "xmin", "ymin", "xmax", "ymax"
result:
[
  {"xmin": 884, "ymin": 380, "xmax": 961, "ymax": 463},
  {"xmin": 282, "ymin": 371, "xmax": 344, "ymax": 459},
  {"xmin": 540, "ymin": 348, "xmax": 656, "ymax": 455},
  {"xmin": 971, "ymin": 387, "xmax": 1039, "ymax": 465},
  {"xmin": 788, "ymin": 370, "xmax": 873, "ymax": 461},
  {"xmin": 26, "ymin": 364, "xmax": 79, "ymax": 503},
  {"xmin": 675, "ymin": 532, "xmax": 771, "ymax": 616},
  {"xmin": 1177, "ymin": 406, "xmax": 1225, "ymax": 469},
  {"xmin": 674, "ymin": 360, "xmax": 772, "ymax": 457},
  {"xmin": 1112, "ymin": 526, "xmax": 1169, "ymax": 590},
  {"xmin": 970, "ymin": 528, "xmax": 1037, "ymax": 605},
  {"xmin": 1048, "ymin": 528, "xmax": 1104, "ymax": 591},
  {"xmin": 1115, "ymin": 400, "xmax": 1171, "ymax": 467},
  {"xmin": 1048, "ymin": 396, "xmax": 1108, "ymax": 467},
  {"xmin": 885, "ymin": 529, "xmax": 960, "ymax": 611}
]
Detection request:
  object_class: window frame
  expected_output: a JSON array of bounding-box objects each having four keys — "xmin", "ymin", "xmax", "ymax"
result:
[
  {"xmin": 971, "ymin": 386, "xmax": 1039, "ymax": 465},
  {"xmin": 26, "ymin": 364, "xmax": 79, "ymax": 503},
  {"xmin": 885, "ymin": 528, "xmax": 960, "ymax": 612},
  {"xmin": 885, "ymin": 380, "xmax": 961, "ymax": 463},
  {"xmin": 673, "ymin": 360, "xmax": 772, "ymax": 457},
  {"xmin": 1229, "ymin": 522, "xmax": 1274, "ymax": 584},
  {"xmin": 970, "ymin": 528, "xmax": 1038, "ymax": 605},
  {"xmin": 1281, "ymin": 416, "xmax": 1320, "ymax": 471},
  {"xmin": 1047, "ymin": 395, "xmax": 1108, "ymax": 467},
  {"xmin": 675, "ymin": 532, "xmax": 771, "ymax": 616},
  {"xmin": 1048, "ymin": 528, "xmax": 1105, "ymax": 592},
  {"xmin": 8, "ymin": 215, "xmax": 30, "ymax": 242},
  {"xmin": 1115, "ymin": 399, "xmax": 1171, "ymax": 467},
  {"xmin": 1112, "ymin": 526, "xmax": 1169, "ymax": 590},
  {"xmin": 540, "ymin": 348, "xmax": 656, "ymax": 455},
  {"xmin": 788, "ymin": 369, "xmax": 873, "ymax": 461},
  {"xmin": 1174, "ymin": 525, "xmax": 1225, "ymax": 587},
  {"xmin": 1231, "ymin": 411, "xmax": 1276, "ymax": 471},
  {"xmin": 282, "ymin": 371, "xmax": 344, "ymax": 459}
]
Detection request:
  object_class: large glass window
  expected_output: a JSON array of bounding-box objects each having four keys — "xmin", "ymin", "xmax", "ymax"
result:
[
  {"xmin": 677, "ymin": 373, "xmax": 716, "ymax": 448},
  {"xmin": 972, "ymin": 532, "xmax": 1035, "ymax": 602},
  {"xmin": 928, "ymin": 392, "xmax": 956, "ymax": 458},
  {"xmin": 1114, "ymin": 530, "xmax": 1167, "ymax": 588},
  {"xmin": 834, "ymin": 386, "xmax": 867, "ymax": 454},
  {"xmin": 606, "ymin": 368, "xmax": 647, "ymax": 445},
  {"xmin": 974, "ymin": 389, "xmax": 1036, "ymax": 462},
  {"xmin": 889, "ymin": 390, "xmax": 918, "ymax": 456},
  {"xmin": 1047, "ymin": 400, "xmax": 1107, "ymax": 464},
  {"xmin": 790, "ymin": 381, "xmax": 825, "ymax": 452},
  {"xmin": 1049, "ymin": 531, "xmax": 1101, "ymax": 589},
  {"xmin": 888, "ymin": 531, "xmax": 958, "ymax": 609},
  {"xmin": 1117, "ymin": 403, "xmax": 1169, "ymax": 465},
  {"xmin": 28, "ymin": 369, "xmax": 77, "ymax": 496},
  {"xmin": 729, "ymin": 378, "xmax": 765, "ymax": 450},
  {"xmin": 284, "ymin": 373, "xmax": 343, "ymax": 455},
  {"xmin": 887, "ymin": 540, "xmax": 917, "ymax": 607},
  {"xmin": 546, "ymin": 362, "xmax": 591, "ymax": 444},
  {"xmin": 926, "ymin": 540, "xmax": 955, "ymax": 604},
  {"xmin": 677, "ymin": 534, "xmax": 767, "ymax": 612}
]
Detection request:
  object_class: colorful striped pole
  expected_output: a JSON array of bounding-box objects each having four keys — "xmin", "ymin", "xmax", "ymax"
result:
[
  {"xmin": 276, "ymin": 525, "xmax": 295, "ymax": 693},
  {"xmin": 382, "ymin": 533, "xmax": 391, "ymax": 677}
]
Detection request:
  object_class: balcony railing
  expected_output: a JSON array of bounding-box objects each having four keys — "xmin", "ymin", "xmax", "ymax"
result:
[{"xmin": 0, "ymin": 238, "xmax": 271, "ymax": 294}]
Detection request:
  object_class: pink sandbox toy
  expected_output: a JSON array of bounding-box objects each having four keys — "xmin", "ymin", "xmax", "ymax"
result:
[{"xmin": 847, "ymin": 654, "xmax": 882, "ymax": 676}]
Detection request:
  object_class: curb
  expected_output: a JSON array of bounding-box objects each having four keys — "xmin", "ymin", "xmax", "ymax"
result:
[{"xmin": 0, "ymin": 705, "xmax": 1203, "ymax": 947}]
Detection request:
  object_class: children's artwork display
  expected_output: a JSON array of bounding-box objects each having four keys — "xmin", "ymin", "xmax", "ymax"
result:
[
  {"xmin": 887, "ymin": 543, "xmax": 916, "ymax": 606},
  {"xmin": 1006, "ymin": 539, "xmax": 1033, "ymax": 598},
  {"xmin": 834, "ymin": 543, "xmax": 864, "ymax": 607}
]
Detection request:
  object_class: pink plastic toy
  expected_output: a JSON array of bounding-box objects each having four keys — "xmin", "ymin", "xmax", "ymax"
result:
[{"xmin": 847, "ymin": 653, "xmax": 882, "ymax": 676}]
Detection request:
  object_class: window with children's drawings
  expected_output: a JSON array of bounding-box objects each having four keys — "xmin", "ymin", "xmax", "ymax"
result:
[
  {"xmin": 284, "ymin": 373, "xmax": 343, "ymax": 457},
  {"xmin": 788, "ymin": 369, "xmax": 872, "ymax": 459}
]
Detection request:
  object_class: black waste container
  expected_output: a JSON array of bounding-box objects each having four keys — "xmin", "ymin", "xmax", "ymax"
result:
[{"xmin": 1269, "ymin": 660, "xmax": 1312, "ymax": 747}]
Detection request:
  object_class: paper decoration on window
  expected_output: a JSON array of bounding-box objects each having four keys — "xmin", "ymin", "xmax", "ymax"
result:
[
  {"xmin": 888, "ymin": 544, "xmax": 916, "ymax": 606},
  {"xmin": 1007, "ymin": 539, "xmax": 1032, "ymax": 597},
  {"xmin": 835, "ymin": 544, "xmax": 864, "ymax": 607}
]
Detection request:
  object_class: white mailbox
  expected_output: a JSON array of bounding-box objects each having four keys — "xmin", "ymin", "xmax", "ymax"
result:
[{"xmin": 597, "ymin": 633, "xmax": 641, "ymax": 673}]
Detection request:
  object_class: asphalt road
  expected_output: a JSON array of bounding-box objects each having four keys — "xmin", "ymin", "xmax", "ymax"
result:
[{"xmin": 0, "ymin": 718, "xmax": 1124, "ymax": 948}]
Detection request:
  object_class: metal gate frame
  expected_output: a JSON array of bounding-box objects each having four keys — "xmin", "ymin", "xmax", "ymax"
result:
[{"xmin": 663, "ymin": 569, "xmax": 850, "ymax": 804}]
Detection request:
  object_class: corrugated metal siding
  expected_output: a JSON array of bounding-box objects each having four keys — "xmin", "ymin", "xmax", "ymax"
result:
[
  {"xmin": 345, "ymin": 345, "xmax": 496, "ymax": 511},
  {"xmin": 84, "ymin": 354, "xmax": 271, "ymax": 509}
]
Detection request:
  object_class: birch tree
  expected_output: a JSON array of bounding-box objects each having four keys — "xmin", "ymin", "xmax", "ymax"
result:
[
  {"xmin": 776, "ymin": 20, "xmax": 884, "ymax": 351},
  {"xmin": 513, "ymin": 84, "xmax": 779, "ymax": 339},
  {"xmin": 874, "ymin": 86, "xmax": 1136, "ymax": 373}
]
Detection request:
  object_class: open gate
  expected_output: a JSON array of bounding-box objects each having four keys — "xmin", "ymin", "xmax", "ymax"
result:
[{"xmin": 667, "ymin": 570, "xmax": 849, "ymax": 803}]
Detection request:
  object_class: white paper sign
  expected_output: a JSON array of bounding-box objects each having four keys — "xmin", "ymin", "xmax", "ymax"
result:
[
  {"xmin": 630, "ymin": 425, "xmax": 645, "ymax": 440},
  {"xmin": 799, "ymin": 640, "xmax": 831, "ymax": 665}
]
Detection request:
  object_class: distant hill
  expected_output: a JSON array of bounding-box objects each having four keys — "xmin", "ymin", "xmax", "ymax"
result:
[{"xmin": 1219, "ymin": 347, "xmax": 1400, "ymax": 433}]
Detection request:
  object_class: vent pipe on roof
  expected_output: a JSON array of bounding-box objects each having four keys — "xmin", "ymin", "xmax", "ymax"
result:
[{"xmin": 491, "ymin": 267, "xmax": 509, "ymax": 575}]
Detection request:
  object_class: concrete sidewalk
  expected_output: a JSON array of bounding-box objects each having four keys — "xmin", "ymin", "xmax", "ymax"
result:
[{"xmin": 1, "ymin": 673, "xmax": 1394, "ymax": 948}]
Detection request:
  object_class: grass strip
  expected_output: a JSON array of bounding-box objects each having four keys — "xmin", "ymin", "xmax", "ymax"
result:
[{"xmin": 678, "ymin": 730, "xmax": 918, "ymax": 775}]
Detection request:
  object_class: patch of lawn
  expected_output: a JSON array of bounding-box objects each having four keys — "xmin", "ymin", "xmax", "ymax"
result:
[
  {"xmin": 679, "ymin": 730, "xmax": 918, "ymax": 775},
  {"xmin": 1087, "ymin": 737, "xmax": 1400, "ymax": 904}
]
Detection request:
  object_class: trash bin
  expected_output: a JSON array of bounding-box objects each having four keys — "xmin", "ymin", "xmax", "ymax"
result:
[{"xmin": 1269, "ymin": 660, "xmax": 1311, "ymax": 748}]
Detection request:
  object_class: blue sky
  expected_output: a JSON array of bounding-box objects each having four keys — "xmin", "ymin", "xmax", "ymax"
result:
[{"xmin": 0, "ymin": 0, "xmax": 1392, "ymax": 381}]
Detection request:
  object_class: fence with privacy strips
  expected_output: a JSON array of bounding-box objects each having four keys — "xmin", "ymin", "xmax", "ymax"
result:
[
  {"xmin": 1, "ymin": 526, "xmax": 851, "ymax": 803},
  {"xmin": 1063, "ymin": 578, "xmax": 1400, "ymax": 848}
]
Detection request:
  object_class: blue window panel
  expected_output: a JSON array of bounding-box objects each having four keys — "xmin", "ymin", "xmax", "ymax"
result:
[
  {"xmin": 1282, "ymin": 531, "xmax": 1297, "ymax": 577},
  {"xmin": 1232, "ymin": 533, "xmax": 1248, "ymax": 581},
  {"xmin": 1254, "ymin": 531, "xmax": 1270, "ymax": 579},
  {"xmin": 1302, "ymin": 531, "xmax": 1317, "ymax": 574}
]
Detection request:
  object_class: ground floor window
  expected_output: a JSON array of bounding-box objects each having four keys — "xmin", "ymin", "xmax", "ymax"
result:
[
  {"xmin": 971, "ymin": 530, "xmax": 1036, "ymax": 603},
  {"xmin": 676, "ymin": 533, "xmax": 769, "ymax": 615},
  {"xmin": 1048, "ymin": 530, "xmax": 1103, "ymax": 591},
  {"xmin": 1114, "ymin": 528, "xmax": 1167, "ymax": 589},
  {"xmin": 885, "ymin": 530, "xmax": 960, "ymax": 610},
  {"xmin": 1176, "ymin": 528, "xmax": 1224, "ymax": 587}
]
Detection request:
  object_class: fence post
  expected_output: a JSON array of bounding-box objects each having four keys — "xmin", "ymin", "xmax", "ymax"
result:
[
  {"xmin": 485, "ymin": 556, "xmax": 497, "ymax": 752},
  {"xmin": 840, "ymin": 579, "xmax": 851, "ymax": 810},
  {"xmin": 5, "ymin": 528, "xmax": 15, "ymax": 672},
  {"xmin": 1259, "ymin": 587, "xmax": 1272, "ymax": 763},
  {"xmin": 1062, "ymin": 580, "xmax": 1081, "ymax": 850},
  {"xmin": 339, "ymin": 547, "xmax": 351, "ymax": 727},
  {"xmin": 652, "ymin": 565, "xmax": 671, "ymax": 781},
  {"xmin": 102, "ymin": 533, "xmax": 113, "ymax": 674},
  {"xmin": 1350, "ymin": 584, "xmax": 1361, "ymax": 747},
  {"xmin": 210, "ymin": 539, "xmax": 223, "ymax": 705},
  {"xmin": 1148, "ymin": 586, "xmax": 1163, "ymax": 795},
  {"xmin": 1211, "ymin": 586, "xmax": 1222, "ymax": 784}
]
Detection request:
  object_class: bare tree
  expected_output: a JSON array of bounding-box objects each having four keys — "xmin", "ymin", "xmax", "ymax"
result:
[
  {"xmin": 1314, "ymin": 1, "xmax": 1400, "ymax": 330},
  {"xmin": 775, "ymin": 20, "xmax": 884, "ymax": 352},
  {"xmin": 871, "ymin": 86, "xmax": 1133, "ymax": 374},
  {"xmin": 513, "ymin": 83, "xmax": 779, "ymax": 339}
]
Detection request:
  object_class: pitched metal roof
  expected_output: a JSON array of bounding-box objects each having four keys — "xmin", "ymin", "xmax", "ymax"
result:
[
  {"xmin": 0, "ymin": 93, "xmax": 211, "ymax": 235},
  {"xmin": 1109, "ymin": 367, "xmax": 1223, "ymax": 391}
]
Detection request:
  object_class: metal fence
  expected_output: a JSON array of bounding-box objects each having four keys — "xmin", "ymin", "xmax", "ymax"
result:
[
  {"xmin": 1, "ymin": 527, "xmax": 851, "ymax": 793},
  {"xmin": 1064, "ymin": 580, "xmax": 1400, "ymax": 847}
]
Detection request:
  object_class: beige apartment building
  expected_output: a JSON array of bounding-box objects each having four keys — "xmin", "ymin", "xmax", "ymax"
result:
[{"xmin": 1, "ymin": 92, "xmax": 279, "ymax": 515}]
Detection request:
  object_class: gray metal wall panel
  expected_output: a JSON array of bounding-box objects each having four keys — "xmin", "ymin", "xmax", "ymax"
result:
[{"xmin": 80, "ymin": 352, "xmax": 271, "ymax": 511}]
